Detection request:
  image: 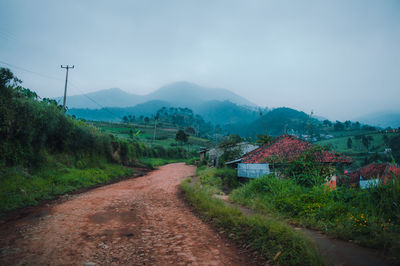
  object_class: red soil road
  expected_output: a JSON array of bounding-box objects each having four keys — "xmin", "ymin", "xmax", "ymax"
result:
[{"xmin": 0, "ymin": 163, "xmax": 256, "ymax": 266}]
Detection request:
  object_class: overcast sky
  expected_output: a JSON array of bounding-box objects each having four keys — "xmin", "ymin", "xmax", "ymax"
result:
[{"xmin": 0, "ymin": 0, "xmax": 399, "ymax": 120}]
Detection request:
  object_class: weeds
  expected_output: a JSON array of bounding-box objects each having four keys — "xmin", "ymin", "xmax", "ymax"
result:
[
  {"xmin": 231, "ymin": 174, "xmax": 400, "ymax": 262},
  {"xmin": 181, "ymin": 178, "xmax": 324, "ymax": 265}
]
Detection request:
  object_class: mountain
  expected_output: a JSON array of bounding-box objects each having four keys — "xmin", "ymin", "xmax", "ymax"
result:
[
  {"xmin": 147, "ymin": 82, "xmax": 255, "ymax": 107},
  {"xmin": 355, "ymin": 111, "xmax": 400, "ymax": 129},
  {"xmin": 68, "ymin": 100, "xmax": 170, "ymax": 121},
  {"xmin": 68, "ymin": 99, "xmax": 259, "ymax": 125},
  {"xmin": 64, "ymin": 88, "xmax": 142, "ymax": 109},
  {"xmin": 194, "ymin": 100, "xmax": 260, "ymax": 125},
  {"xmin": 64, "ymin": 81, "xmax": 255, "ymax": 109},
  {"xmin": 226, "ymin": 107, "xmax": 312, "ymax": 137}
]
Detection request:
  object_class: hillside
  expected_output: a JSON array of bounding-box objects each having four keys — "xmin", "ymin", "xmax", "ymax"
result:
[
  {"xmin": 68, "ymin": 99, "xmax": 261, "ymax": 126},
  {"xmin": 226, "ymin": 107, "xmax": 312, "ymax": 137},
  {"xmin": 194, "ymin": 100, "xmax": 260, "ymax": 126},
  {"xmin": 64, "ymin": 81, "xmax": 255, "ymax": 109},
  {"xmin": 63, "ymin": 88, "xmax": 142, "ymax": 109},
  {"xmin": 68, "ymin": 100, "xmax": 171, "ymax": 121},
  {"xmin": 355, "ymin": 110, "xmax": 400, "ymax": 129}
]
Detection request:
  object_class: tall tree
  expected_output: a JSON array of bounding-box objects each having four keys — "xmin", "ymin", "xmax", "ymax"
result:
[
  {"xmin": 347, "ymin": 137, "xmax": 353, "ymax": 149},
  {"xmin": 176, "ymin": 129, "xmax": 188, "ymax": 145}
]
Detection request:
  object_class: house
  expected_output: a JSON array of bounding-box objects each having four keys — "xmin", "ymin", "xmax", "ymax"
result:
[
  {"xmin": 236, "ymin": 134, "xmax": 352, "ymax": 178},
  {"xmin": 208, "ymin": 142, "xmax": 259, "ymax": 167},
  {"xmin": 341, "ymin": 163, "xmax": 400, "ymax": 188}
]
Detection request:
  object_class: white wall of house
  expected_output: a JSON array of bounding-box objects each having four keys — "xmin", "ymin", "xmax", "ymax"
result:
[{"xmin": 238, "ymin": 163, "xmax": 270, "ymax": 178}]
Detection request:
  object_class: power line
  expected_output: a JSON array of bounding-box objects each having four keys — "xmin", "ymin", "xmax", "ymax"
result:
[
  {"xmin": 68, "ymin": 81, "xmax": 123, "ymax": 120},
  {"xmin": 0, "ymin": 60, "xmax": 123, "ymax": 120},
  {"xmin": 0, "ymin": 60, "xmax": 62, "ymax": 82}
]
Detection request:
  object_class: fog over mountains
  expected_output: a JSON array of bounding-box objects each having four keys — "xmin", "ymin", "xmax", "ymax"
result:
[
  {"xmin": 65, "ymin": 81, "xmax": 255, "ymax": 109},
  {"xmin": 66, "ymin": 81, "xmax": 400, "ymax": 129}
]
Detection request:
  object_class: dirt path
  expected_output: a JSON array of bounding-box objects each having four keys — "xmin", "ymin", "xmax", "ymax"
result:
[
  {"xmin": 0, "ymin": 163, "xmax": 256, "ymax": 266},
  {"xmin": 217, "ymin": 196, "xmax": 389, "ymax": 266}
]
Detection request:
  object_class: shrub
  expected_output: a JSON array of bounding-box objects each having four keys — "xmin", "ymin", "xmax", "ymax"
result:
[{"xmin": 181, "ymin": 179, "xmax": 324, "ymax": 265}]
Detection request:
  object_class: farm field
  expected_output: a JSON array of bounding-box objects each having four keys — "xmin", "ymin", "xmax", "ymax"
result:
[
  {"xmin": 316, "ymin": 131, "xmax": 397, "ymax": 168},
  {"xmin": 88, "ymin": 121, "xmax": 211, "ymax": 151}
]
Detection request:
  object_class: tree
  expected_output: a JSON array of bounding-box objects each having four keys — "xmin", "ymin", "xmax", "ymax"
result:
[
  {"xmin": 122, "ymin": 116, "xmax": 128, "ymax": 123},
  {"xmin": 256, "ymin": 133, "xmax": 273, "ymax": 146},
  {"xmin": 344, "ymin": 120, "xmax": 351, "ymax": 128},
  {"xmin": 347, "ymin": 137, "xmax": 353, "ymax": 149},
  {"xmin": 185, "ymin": 127, "xmax": 195, "ymax": 135},
  {"xmin": 144, "ymin": 117, "xmax": 150, "ymax": 124},
  {"xmin": 219, "ymin": 134, "xmax": 242, "ymax": 148},
  {"xmin": 389, "ymin": 135, "xmax": 400, "ymax": 162},
  {"xmin": 362, "ymin": 135, "xmax": 373, "ymax": 151},
  {"xmin": 383, "ymin": 134, "xmax": 390, "ymax": 147},
  {"xmin": 176, "ymin": 129, "xmax": 188, "ymax": 145},
  {"xmin": 334, "ymin": 121, "xmax": 345, "ymax": 131},
  {"xmin": 323, "ymin": 119, "xmax": 332, "ymax": 127}
]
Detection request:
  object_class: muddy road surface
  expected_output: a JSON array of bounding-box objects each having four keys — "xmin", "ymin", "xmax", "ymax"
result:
[{"xmin": 0, "ymin": 163, "xmax": 257, "ymax": 266}]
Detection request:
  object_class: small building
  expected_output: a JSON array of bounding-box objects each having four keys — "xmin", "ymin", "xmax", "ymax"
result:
[
  {"xmin": 199, "ymin": 147, "xmax": 208, "ymax": 161},
  {"xmin": 236, "ymin": 134, "xmax": 352, "ymax": 178},
  {"xmin": 341, "ymin": 163, "xmax": 400, "ymax": 188},
  {"xmin": 209, "ymin": 142, "xmax": 258, "ymax": 167}
]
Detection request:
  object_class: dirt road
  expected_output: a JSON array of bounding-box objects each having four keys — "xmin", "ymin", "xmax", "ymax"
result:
[{"xmin": 0, "ymin": 163, "xmax": 255, "ymax": 265}]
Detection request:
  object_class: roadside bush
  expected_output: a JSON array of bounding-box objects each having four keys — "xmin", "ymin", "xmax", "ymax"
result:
[
  {"xmin": 231, "ymin": 173, "xmax": 400, "ymax": 262},
  {"xmin": 181, "ymin": 179, "xmax": 324, "ymax": 265}
]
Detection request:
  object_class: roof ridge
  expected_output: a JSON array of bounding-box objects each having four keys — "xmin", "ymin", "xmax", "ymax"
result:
[{"xmin": 242, "ymin": 134, "xmax": 288, "ymax": 163}]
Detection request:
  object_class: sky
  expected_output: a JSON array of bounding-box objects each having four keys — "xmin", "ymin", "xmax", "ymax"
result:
[{"xmin": 0, "ymin": 0, "xmax": 399, "ymax": 121}]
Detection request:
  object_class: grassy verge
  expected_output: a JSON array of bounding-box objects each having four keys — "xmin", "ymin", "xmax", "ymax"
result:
[
  {"xmin": 181, "ymin": 177, "xmax": 324, "ymax": 265},
  {"xmin": 230, "ymin": 175, "xmax": 400, "ymax": 263},
  {"xmin": 139, "ymin": 157, "xmax": 199, "ymax": 169},
  {"xmin": 0, "ymin": 155, "xmax": 134, "ymax": 217}
]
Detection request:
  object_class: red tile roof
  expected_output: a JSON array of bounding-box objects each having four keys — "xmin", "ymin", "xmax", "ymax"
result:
[
  {"xmin": 242, "ymin": 134, "xmax": 352, "ymax": 164},
  {"xmin": 345, "ymin": 163, "xmax": 400, "ymax": 182}
]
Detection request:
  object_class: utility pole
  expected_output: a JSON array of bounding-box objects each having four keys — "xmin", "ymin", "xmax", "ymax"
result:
[
  {"xmin": 61, "ymin": 65, "xmax": 74, "ymax": 111},
  {"xmin": 307, "ymin": 110, "xmax": 314, "ymax": 141}
]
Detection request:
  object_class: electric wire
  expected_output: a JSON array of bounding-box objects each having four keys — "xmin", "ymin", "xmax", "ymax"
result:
[{"xmin": 0, "ymin": 60, "xmax": 122, "ymax": 120}]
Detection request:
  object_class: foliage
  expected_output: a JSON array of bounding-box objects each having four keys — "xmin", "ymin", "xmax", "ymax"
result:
[
  {"xmin": 334, "ymin": 121, "xmax": 345, "ymax": 131},
  {"xmin": 0, "ymin": 155, "xmax": 133, "ymax": 216},
  {"xmin": 0, "ymin": 68, "xmax": 115, "ymax": 167},
  {"xmin": 389, "ymin": 135, "xmax": 400, "ymax": 162},
  {"xmin": 231, "ymin": 174, "xmax": 400, "ymax": 262},
  {"xmin": 347, "ymin": 137, "xmax": 352, "ymax": 149},
  {"xmin": 256, "ymin": 133, "xmax": 273, "ymax": 146},
  {"xmin": 218, "ymin": 134, "xmax": 242, "ymax": 148},
  {"xmin": 181, "ymin": 179, "xmax": 324, "ymax": 266},
  {"xmin": 277, "ymin": 146, "xmax": 333, "ymax": 187},
  {"xmin": 196, "ymin": 166, "xmax": 240, "ymax": 190},
  {"xmin": 175, "ymin": 129, "xmax": 188, "ymax": 144}
]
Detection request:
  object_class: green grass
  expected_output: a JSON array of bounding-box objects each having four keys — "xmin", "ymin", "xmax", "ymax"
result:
[
  {"xmin": 89, "ymin": 121, "xmax": 211, "ymax": 150},
  {"xmin": 316, "ymin": 132, "xmax": 396, "ymax": 153},
  {"xmin": 315, "ymin": 132, "xmax": 396, "ymax": 168},
  {"xmin": 0, "ymin": 156, "xmax": 134, "ymax": 217},
  {"xmin": 230, "ymin": 174, "xmax": 400, "ymax": 263},
  {"xmin": 181, "ymin": 178, "xmax": 324, "ymax": 265}
]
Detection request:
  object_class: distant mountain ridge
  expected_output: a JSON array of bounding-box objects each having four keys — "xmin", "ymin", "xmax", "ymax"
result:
[
  {"xmin": 64, "ymin": 81, "xmax": 255, "ymax": 109},
  {"xmin": 68, "ymin": 99, "xmax": 260, "ymax": 126},
  {"xmin": 355, "ymin": 110, "xmax": 400, "ymax": 129}
]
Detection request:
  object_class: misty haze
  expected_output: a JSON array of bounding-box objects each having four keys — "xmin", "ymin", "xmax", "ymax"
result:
[{"xmin": 1, "ymin": 1, "xmax": 400, "ymax": 265}]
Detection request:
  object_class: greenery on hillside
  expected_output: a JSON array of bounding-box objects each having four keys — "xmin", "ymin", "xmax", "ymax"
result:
[{"xmin": 0, "ymin": 68, "xmax": 193, "ymax": 216}]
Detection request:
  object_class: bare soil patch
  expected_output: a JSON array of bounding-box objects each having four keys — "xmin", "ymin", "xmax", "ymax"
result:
[{"xmin": 0, "ymin": 163, "xmax": 257, "ymax": 265}]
